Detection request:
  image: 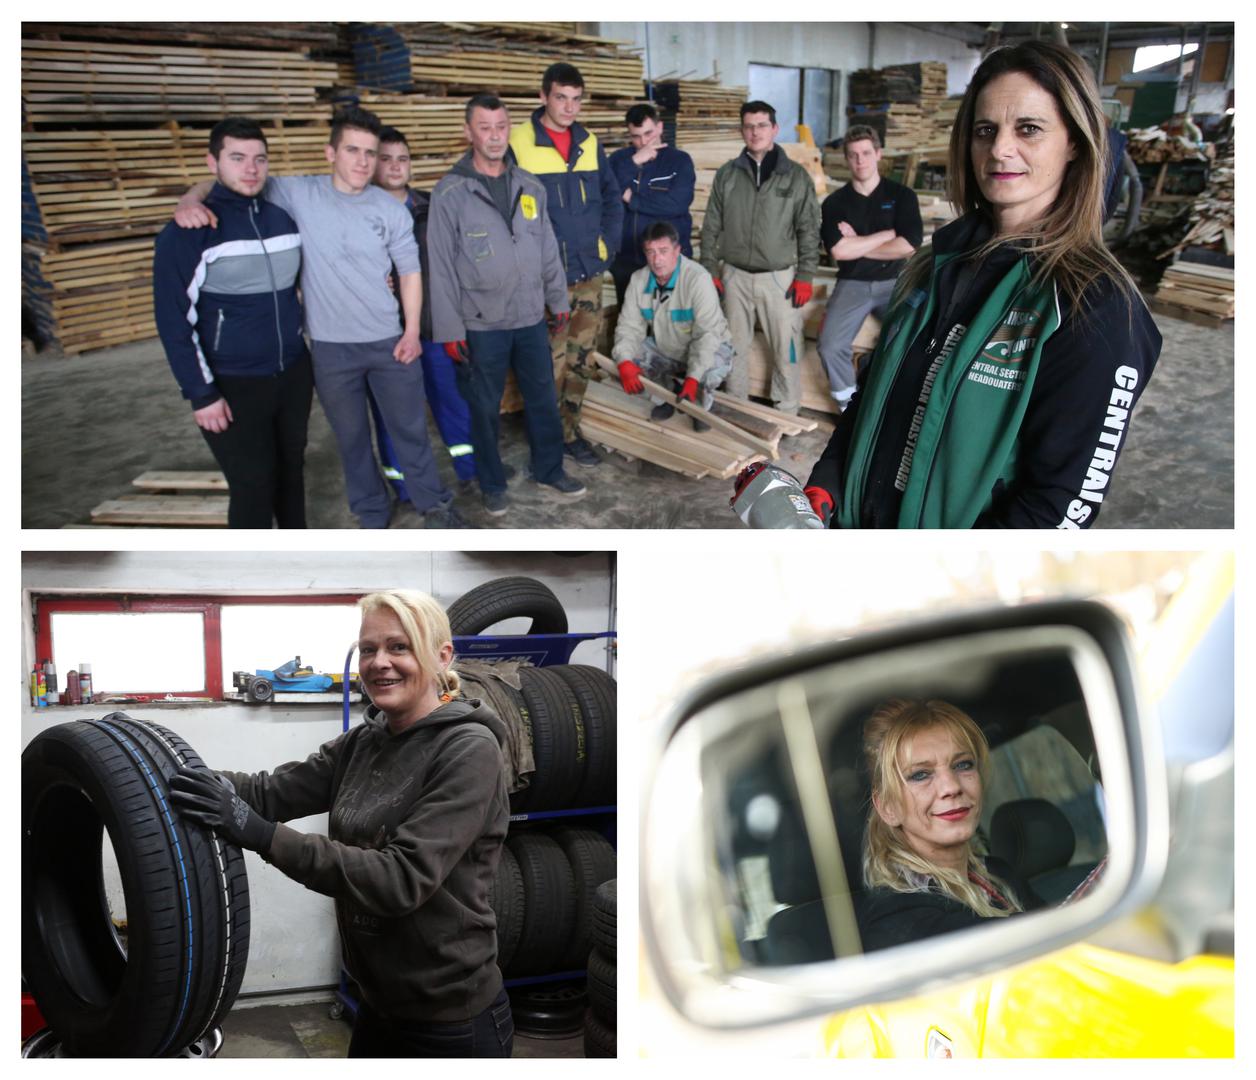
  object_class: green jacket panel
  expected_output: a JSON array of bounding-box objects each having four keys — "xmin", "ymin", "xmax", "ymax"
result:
[
  {"xmin": 699, "ymin": 150, "xmax": 821, "ymax": 282},
  {"xmin": 612, "ymin": 255, "xmax": 732, "ymax": 383}
]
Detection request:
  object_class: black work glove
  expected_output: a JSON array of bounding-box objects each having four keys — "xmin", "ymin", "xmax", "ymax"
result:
[{"xmin": 170, "ymin": 767, "xmax": 277, "ymax": 852}]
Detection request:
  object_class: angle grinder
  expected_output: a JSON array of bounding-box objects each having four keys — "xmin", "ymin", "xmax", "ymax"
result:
[{"xmin": 730, "ymin": 462, "xmax": 827, "ymax": 529}]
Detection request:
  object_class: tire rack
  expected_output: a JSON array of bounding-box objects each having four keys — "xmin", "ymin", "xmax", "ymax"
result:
[{"xmin": 331, "ymin": 629, "xmax": 617, "ymax": 1024}]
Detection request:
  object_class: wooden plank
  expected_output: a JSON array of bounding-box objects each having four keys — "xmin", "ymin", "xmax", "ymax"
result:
[
  {"xmin": 132, "ymin": 470, "xmax": 227, "ymax": 492},
  {"xmin": 589, "ymin": 351, "xmax": 778, "ymax": 458},
  {"xmin": 90, "ymin": 494, "xmax": 229, "ymax": 526}
]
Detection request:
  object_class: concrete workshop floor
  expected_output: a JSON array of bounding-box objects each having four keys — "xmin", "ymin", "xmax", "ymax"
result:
[
  {"xmin": 21, "ymin": 309, "xmax": 1232, "ymax": 529},
  {"xmin": 217, "ymin": 999, "xmax": 586, "ymax": 1058}
]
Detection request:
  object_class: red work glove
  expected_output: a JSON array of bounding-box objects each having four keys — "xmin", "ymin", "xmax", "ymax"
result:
[
  {"xmin": 443, "ymin": 340, "xmax": 470, "ymax": 363},
  {"xmin": 618, "ymin": 360, "xmax": 644, "ymax": 395},
  {"xmin": 677, "ymin": 377, "xmax": 700, "ymax": 404},
  {"xmin": 712, "ymin": 277, "xmax": 724, "ymax": 298},
  {"xmin": 549, "ymin": 310, "xmax": 570, "ymax": 334},
  {"xmin": 786, "ymin": 280, "xmax": 813, "ymax": 308},
  {"xmin": 803, "ymin": 485, "xmax": 834, "ymax": 527}
]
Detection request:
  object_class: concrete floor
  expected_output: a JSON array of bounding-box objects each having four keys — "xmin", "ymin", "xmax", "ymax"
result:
[
  {"xmin": 21, "ymin": 309, "xmax": 1232, "ymax": 529},
  {"xmin": 218, "ymin": 998, "xmax": 587, "ymax": 1058}
]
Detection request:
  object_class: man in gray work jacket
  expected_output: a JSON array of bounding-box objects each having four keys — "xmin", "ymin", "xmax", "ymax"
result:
[
  {"xmin": 700, "ymin": 100, "xmax": 821, "ymax": 415},
  {"xmin": 427, "ymin": 94, "xmax": 586, "ymax": 518}
]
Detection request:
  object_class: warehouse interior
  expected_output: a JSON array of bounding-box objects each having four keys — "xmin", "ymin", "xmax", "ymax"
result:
[
  {"xmin": 20, "ymin": 21, "xmax": 1234, "ymax": 528},
  {"xmin": 21, "ymin": 551, "xmax": 618, "ymax": 1057}
]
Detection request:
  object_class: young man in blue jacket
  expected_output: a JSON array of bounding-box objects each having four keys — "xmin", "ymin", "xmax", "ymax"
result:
[
  {"xmin": 607, "ymin": 103, "xmax": 695, "ymax": 307},
  {"xmin": 509, "ymin": 62, "xmax": 623, "ymax": 470},
  {"xmin": 153, "ymin": 117, "xmax": 312, "ymax": 528}
]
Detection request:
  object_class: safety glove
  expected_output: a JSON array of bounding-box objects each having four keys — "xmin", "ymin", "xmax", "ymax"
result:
[
  {"xmin": 549, "ymin": 310, "xmax": 571, "ymax": 334},
  {"xmin": 711, "ymin": 277, "xmax": 725, "ymax": 298},
  {"xmin": 443, "ymin": 340, "xmax": 471, "ymax": 363},
  {"xmin": 803, "ymin": 485, "xmax": 835, "ymax": 527},
  {"xmin": 677, "ymin": 377, "xmax": 700, "ymax": 404},
  {"xmin": 170, "ymin": 767, "xmax": 277, "ymax": 853},
  {"xmin": 618, "ymin": 360, "xmax": 644, "ymax": 394},
  {"xmin": 786, "ymin": 280, "xmax": 813, "ymax": 308}
]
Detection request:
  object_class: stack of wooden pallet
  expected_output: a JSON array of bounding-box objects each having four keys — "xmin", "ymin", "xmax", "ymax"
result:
[
  {"xmin": 1160, "ymin": 147, "xmax": 1233, "ymax": 259},
  {"xmin": 87, "ymin": 471, "xmax": 229, "ymax": 528},
  {"xmin": 581, "ymin": 353, "xmax": 818, "ymax": 480},
  {"xmin": 1151, "ymin": 261, "xmax": 1234, "ymax": 321},
  {"xmin": 22, "ymin": 22, "xmax": 345, "ymax": 53}
]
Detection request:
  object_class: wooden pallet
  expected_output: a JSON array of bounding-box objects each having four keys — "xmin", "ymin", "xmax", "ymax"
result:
[{"xmin": 90, "ymin": 494, "xmax": 229, "ymax": 527}]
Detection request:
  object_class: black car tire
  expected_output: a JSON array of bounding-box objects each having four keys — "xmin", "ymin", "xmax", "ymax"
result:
[
  {"xmin": 586, "ymin": 948, "xmax": 616, "ymax": 1024},
  {"xmin": 22, "ymin": 714, "xmax": 250, "ymax": 1057},
  {"xmin": 505, "ymin": 831, "xmax": 575, "ymax": 977},
  {"xmin": 553, "ymin": 827, "xmax": 616, "ymax": 971},
  {"xmin": 583, "ymin": 1007, "xmax": 616, "ymax": 1058},
  {"xmin": 551, "ymin": 665, "xmax": 617, "ymax": 807},
  {"xmin": 489, "ymin": 843, "xmax": 525, "ymax": 973},
  {"xmin": 516, "ymin": 667, "xmax": 584, "ymax": 810},
  {"xmin": 447, "ymin": 577, "xmax": 568, "ymax": 636},
  {"xmin": 591, "ymin": 879, "xmax": 617, "ymax": 959}
]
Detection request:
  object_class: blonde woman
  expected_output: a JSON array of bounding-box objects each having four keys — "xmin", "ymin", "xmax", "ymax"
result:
[
  {"xmin": 856, "ymin": 699, "xmax": 1043, "ymax": 951},
  {"xmin": 171, "ymin": 590, "xmax": 512, "ymax": 1057},
  {"xmin": 805, "ymin": 41, "xmax": 1161, "ymax": 529}
]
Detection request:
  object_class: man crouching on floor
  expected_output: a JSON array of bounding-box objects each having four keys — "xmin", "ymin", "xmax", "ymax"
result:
[{"xmin": 612, "ymin": 222, "xmax": 734, "ymax": 432}]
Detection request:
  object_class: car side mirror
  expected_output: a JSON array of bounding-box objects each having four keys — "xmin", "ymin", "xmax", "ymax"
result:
[{"xmin": 641, "ymin": 601, "xmax": 1169, "ymax": 1030}]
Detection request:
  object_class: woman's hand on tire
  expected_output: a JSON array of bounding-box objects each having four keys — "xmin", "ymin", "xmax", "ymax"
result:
[{"xmin": 170, "ymin": 768, "xmax": 277, "ymax": 852}]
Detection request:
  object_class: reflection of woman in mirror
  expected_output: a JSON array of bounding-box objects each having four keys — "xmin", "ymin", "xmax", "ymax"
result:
[{"xmin": 857, "ymin": 699, "xmax": 1044, "ymax": 951}]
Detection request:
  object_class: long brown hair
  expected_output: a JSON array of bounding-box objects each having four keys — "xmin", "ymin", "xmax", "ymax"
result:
[
  {"xmin": 862, "ymin": 699, "xmax": 1020, "ymax": 918},
  {"xmin": 897, "ymin": 41, "xmax": 1138, "ymax": 318}
]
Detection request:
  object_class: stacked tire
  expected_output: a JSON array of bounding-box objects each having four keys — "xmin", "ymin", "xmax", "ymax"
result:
[
  {"xmin": 22, "ymin": 714, "xmax": 251, "ymax": 1057},
  {"xmin": 451, "ymin": 578, "xmax": 616, "ymax": 813},
  {"xmin": 490, "ymin": 826, "xmax": 616, "ymax": 981},
  {"xmin": 583, "ymin": 880, "xmax": 617, "ymax": 1058}
]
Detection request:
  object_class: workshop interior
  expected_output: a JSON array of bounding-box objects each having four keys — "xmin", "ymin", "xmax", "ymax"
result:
[{"xmin": 20, "ymin": 551, "xmax": 618, "ymax": 1058}]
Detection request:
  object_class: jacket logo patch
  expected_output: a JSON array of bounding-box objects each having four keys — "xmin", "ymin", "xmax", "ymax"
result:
[
  {"xmin": 980, "ymin": 307, "xmax": 1040, "ymax": 364},
  {"xmin": 520, "ymin": 194, "xmax": 538, "ymax": 220}
]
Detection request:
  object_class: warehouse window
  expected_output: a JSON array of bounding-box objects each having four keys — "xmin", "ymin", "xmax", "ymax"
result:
[{"xmin": 34, "ymin": 595, "xmax": 361, "ymax": 703}]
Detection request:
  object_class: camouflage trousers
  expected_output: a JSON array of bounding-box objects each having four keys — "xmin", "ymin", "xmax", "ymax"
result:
[{"xmin": 550, "ymin": 276, "xmax": 605, "ymax": 442}]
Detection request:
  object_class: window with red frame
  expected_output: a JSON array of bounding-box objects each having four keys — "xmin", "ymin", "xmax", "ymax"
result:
[{"xmin": 34, "ymin": 595, "xmax": 362, "ymax": 702}]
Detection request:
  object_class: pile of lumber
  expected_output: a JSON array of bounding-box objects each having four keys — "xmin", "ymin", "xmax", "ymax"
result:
[
  {"xmin": 1127, "ymin": 126, "xmax": 1213, "ymax": 163},
  {"xmin": 22, "ymin": 22, "xmax": 345, "ymax": 53},
  {"xmin": 1151, "ymin": 260, "xmax": 1234, "ymax": 321},
  {"xmin": 846, "ymin": 61, "xmax": 949, "ymax": 152},
  {"xmin": 652, "ymin": 78, "xmax": 747, "ymax": 143},
  {"xmin": 582, "ymin": 353, "xmax": 818, "ymax": 479},
  {"xmin": 1159, "ymin": 147, "xmax": 1233, "ymax": 259},
  {"xmin": 87, "ymin": 471, "xmax": 229, "ymax": 528},
  {"xmin": 350, "ymin": 23, "xmax": 643, "ymax": 99},
  {"xmin": 21, "ymin": 39, "xmax": 342, "ymax": 124}
]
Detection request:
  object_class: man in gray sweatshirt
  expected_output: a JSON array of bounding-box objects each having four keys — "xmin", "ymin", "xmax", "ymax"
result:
[{"xmin": 426, "ymin": 95, "xmax": 586, "ymax": 518}]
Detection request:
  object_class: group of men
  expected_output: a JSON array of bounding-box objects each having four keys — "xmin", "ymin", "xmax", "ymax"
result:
[{"xmin": 154, "ymin": 61, "xmax": 922, "ymax": 528}]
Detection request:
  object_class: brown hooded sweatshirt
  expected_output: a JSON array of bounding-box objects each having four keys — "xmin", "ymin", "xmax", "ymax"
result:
[{"xmin": 220, "ymin": 696, "xmax": 509, "ymax": 1022}]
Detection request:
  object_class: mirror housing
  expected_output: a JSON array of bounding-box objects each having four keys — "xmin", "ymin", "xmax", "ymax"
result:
[{"xmin": 641, "ymin": 601, "xmax": 1169, "ymax": 1030}]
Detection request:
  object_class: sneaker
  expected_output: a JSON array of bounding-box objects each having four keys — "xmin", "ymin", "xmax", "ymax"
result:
[
  {"xmin": 564, "ymin": 437, "xmax": 601, "ymax": 468},
  {"xmin": 482, "ymin": 490, "xmax": 509, "ymax": 517},
  {"xmin": 650, "ymin": 402, "xmax": 675, "ymax": 422},
  {"xmin": 537, "ymin": 472, "xmax": 587, "ymax": 498},
  {"xmin": 691, "ymin": 415, "xmax": 711, "ymax": 432},
  {"xmin": 422, "ymin": 502, "xmax": 469, "ymax": 529}
]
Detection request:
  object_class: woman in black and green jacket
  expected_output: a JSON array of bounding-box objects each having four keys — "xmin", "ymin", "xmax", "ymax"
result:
[{"xmin": 805, "ymin": 41, "xmax": 1161, "ymax": 529}]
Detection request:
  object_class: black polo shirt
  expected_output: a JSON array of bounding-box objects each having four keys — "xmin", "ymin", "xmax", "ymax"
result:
[{"xmin": 820, "ymin": 176, "xmax": 923, "ymax": 282}]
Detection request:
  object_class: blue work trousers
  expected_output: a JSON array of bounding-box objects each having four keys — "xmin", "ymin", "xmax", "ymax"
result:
[{"xmin": 455, "ymin": 320, "xmax": 564, "ymax": 494}]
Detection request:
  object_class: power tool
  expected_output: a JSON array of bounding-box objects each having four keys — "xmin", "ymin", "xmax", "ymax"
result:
[{"xmin": 730, "ymin": 462, "xmax": 827, "ymax": 529}]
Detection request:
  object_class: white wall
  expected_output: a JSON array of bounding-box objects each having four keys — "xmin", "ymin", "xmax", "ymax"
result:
[
  {"xmin": 598, "ymin": 21, "xmax": 979, "ymax": 118},
  {"xmin": 21, "ymin": 551, "xmax": 616, "ymax": 996}
]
